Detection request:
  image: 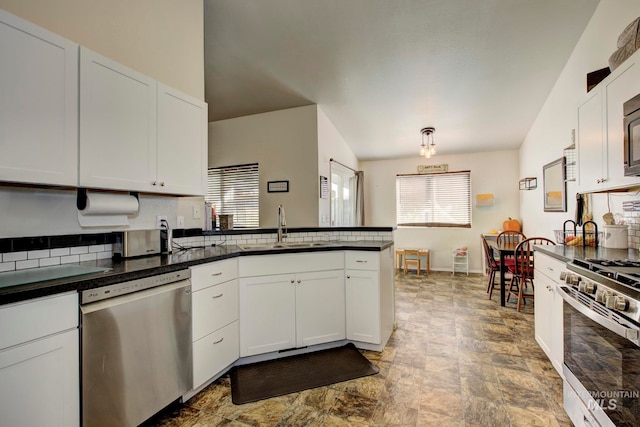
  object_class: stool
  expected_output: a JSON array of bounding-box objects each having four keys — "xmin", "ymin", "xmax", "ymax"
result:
[
  {"xmin": 418, "ymin": 249, "xmax": 430, "ymax": 274},
  {"xmin": 452, "ymin": 248, "xmax": 469, "ymax": 276}
]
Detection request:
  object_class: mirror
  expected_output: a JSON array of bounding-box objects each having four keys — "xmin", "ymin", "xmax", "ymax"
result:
[{"xmin": 543, "ymin": 157, "xmax": 566, "ymax": 212}]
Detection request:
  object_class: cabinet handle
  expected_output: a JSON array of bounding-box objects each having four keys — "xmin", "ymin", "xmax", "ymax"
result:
[
  {"xmin": 152, "ymin": 181, "xmax": 157, "ymax": 186},
  {"xmin": 211, "ymin": 272, "xmax": 222, "ymax": 276},
  {"xmin": 290, "ymin": 280, "xmax": 295, "ymax": 284},
  {"xmin": 356, "ymin": 260, "xmax": 367, "ymax": 263},
  {"xmin": 160, "ymin": 181, "xmax": 165, "ymax": 186},
  {"xmin": 347, "ymin": 275, "xmax": 351, "ymax": 279},
  {"xmin": 297, "ymin": 279, "xmax": 301, "ymax": 283},
  {"xmin": 212, "ymin": 337, "xmax": 224, "ymax": 345},
  {"xmin": 212, "ymin": 293, "xmax": 223, "ymax": 299},
  {"xmin": 546, "ymin": 266, "xmax": 554, "ymax": 272}
]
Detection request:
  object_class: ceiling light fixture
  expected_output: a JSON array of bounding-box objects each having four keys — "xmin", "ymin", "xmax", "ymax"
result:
[{"xmin": 419, "ymin": 127, "xmax": 436, "ymax": 158}]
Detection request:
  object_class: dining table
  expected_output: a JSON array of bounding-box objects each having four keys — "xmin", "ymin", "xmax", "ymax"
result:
[{"xmin": 488, "ymin": 240, "xmax": 518, "ymax": 306}]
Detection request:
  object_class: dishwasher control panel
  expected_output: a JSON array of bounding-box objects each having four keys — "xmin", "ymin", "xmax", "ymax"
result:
[{"xmin": 81, "ymin": 269, "xmax": 191, "ymax": 304}]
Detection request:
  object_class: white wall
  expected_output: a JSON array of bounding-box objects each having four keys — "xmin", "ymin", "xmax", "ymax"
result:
[
  {"xmin": 0, "ymin": 1, "xmax": 205, "ymax": 238},
  {"xmin": 209, "ymin": 105, "xmax": 320, "ymax": 227},
  {"xmin": 520, "ymin": 0, "xmax": 640, "ymax": 239},
  {"xmin": 317, "ymin": 107, "xmax": 359, "ymax": 226},
  {"xmin": 362, "ymin": 150, "xmax": 520, "ymax": 273}
]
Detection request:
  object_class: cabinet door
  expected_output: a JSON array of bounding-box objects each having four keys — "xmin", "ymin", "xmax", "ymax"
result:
[
  {"xmin": 239, "ymin": 274, "xmax": 296, "ymax": 357},
  {"xmin": 577, "ymin": 88, "xmax": 605, "ymax": 192},
  {"xmin": 79, "ymin": 46, "xmax": 157, "ymax": 192},
  {"xmin": 295, "ymin": 270, "xmax": 345, "ymax": 347},
  {"xmin": 604, "ymin": 58, "xmax": 640, "ymax": 189},
  {"xmin": 0, "ymin": 329, "xmax": 79, "ymax": 427},
  {"xmin": 0, "ymin": 10, "xmax": 78, "ymax": 186},
  {"xmin": 345, "ymin": 269, "xmax": 380, "ymax": 344},
  {"xmin": 157, "ymin": 83, "xmax": 207, "ymax": 195},
  {"xmin": 533, "ymin": 271, "xmax": 553, "ymax": 359}
]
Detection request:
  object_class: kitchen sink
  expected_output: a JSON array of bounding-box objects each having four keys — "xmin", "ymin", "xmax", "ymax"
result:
[{"xmin": 237, "ymin": 241, "xmax": 335, "ymax": 251}]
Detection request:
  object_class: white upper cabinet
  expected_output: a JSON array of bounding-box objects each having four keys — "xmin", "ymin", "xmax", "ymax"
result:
[
  {"xmin": 577, "ymin": 50, "xmax": 640, "ymax": 192},
  {"xmin": 157, "ymin": 83, "xmax": 207, "ymax": 195},
  {"xmin": 79, "ymin": 47, "xmax": 157, "ymax": 192},
  {"xmin": 79, "ymin": 47, "xmax": 207, "ymax": 195},
  {"xmin": 0, "ymin": 9, "xmax": 78, "ymax": 186}
]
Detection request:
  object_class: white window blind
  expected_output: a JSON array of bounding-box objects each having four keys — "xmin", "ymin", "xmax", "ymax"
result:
[
  {"xmin": 206, "ymin": 163, "xmax": 259, "ymax": 228},
  {"xmin": 396, "ymin": 171, "xmax": 471, "ymax": 228}
]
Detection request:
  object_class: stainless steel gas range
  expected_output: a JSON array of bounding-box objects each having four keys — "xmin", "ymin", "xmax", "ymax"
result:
[{"xmin": 559, "ymin": 258, "xmax": 640, "ymax": 427}]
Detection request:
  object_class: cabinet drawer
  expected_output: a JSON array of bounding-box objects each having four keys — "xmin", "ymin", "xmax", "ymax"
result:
[
  {"xmin": 239, "ymin": 252, "xmax": 344, "ymax": 276},
  {"xmin": 192, "ymin": 321, "xmax": 239, "ymax": 389},
  {"xmin": 345, "ymin": 251, "xmax": 380, "ymax": 270},
  {"xmin": 534, "ymin": 252, "xmax": 565, "ymax": 283},
  {"xmin": 190, "ymin": 258, "xmax": 238, "ymax": 292},
  {"xmin": 192, "ymin": 279, "xmax": 238, "ymax": 341},
  {"xmin": 0, "ymin": 292, "xmax": 78, "ymax": 350}
]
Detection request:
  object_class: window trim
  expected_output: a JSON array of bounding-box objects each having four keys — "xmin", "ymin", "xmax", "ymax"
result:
[{"xmin": 206, "ymin": 163, "xmax": 259, "ymax": 229}]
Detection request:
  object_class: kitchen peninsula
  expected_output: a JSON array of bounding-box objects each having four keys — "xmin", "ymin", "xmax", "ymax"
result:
[{"xmin": 0, "ymin": 226, "xmax": 394, "ymax": 426}]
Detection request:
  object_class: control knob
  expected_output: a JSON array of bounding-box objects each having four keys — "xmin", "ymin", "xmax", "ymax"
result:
[
  {"xmin": 597, "ymin": 290, "xmax": 614, "ymax": 304},
  {"xmin": 606, "ymin": 295, "xmax": 630, "ymax": 312},
  {"xmin": 563, "ymin": 273, "xmax": 581, "ymax": 286},
  {"xmin": 578, "ymin": 281, "xmax": 597, "ymax": 294}
]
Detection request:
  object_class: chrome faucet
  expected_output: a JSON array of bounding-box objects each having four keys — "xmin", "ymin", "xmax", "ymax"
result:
[{"xmin": 277, "ymin": 204, "xmax": 287, "ymax": 242}]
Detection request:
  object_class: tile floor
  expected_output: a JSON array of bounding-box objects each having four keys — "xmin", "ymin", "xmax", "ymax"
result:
[{"xmin": 144, "ymin": 271, "xmax": 571, "ymax": 426}]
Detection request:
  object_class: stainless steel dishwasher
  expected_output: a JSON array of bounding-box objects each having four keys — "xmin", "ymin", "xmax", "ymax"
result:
[{"xmin": 80, "ymin": 270, "xmax": 192, "ymax": 427}]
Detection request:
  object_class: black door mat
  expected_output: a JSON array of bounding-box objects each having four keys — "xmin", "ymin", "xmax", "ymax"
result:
[{"xmin": 229, "ymin": 343, "xmax": 379, "ymax": 404}]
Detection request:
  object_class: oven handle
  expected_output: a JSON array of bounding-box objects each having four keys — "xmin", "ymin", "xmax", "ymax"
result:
[{"xmin": 557, "ymin": 285, "xmax": 640, "ymax": 346}]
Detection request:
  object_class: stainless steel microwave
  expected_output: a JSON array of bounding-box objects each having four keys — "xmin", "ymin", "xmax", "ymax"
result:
[{"xmin": 624, "ymin": 92, "xmax": 640, "ymax": 176}]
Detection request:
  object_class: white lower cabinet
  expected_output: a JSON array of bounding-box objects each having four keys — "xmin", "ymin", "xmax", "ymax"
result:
[
  {"xmin": 239, "ymin": 253, "xmax": 345, "ymax": 357},
  {"xmin": 345, "ymin": 248, "xmax": 394, "ymax": 351},
  {"xmin": 0, "ymin": 292, "xmax": 79, "ymax": 427},
  {"xmin": 534, "ymin": 252, "xmax": 564, "ymax": 375},
  {"xmin": 189, "ymin": 260, "xmax": 239, "ymax": 391}
]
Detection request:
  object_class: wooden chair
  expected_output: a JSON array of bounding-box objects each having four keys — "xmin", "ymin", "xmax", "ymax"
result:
[
  {"xmin": 481, "ymin": 237, "xmax": 500, "ymax": 299},
  {"xmin": 506, "ymin": 237, "xmax": 555, "ymax": 311},
  {"xmin": 403, "ymin": 249, "xmax": 421, "ymax": 275},
  {"xmin": 496, "ymin": 230, "xmax": 526, "ymax": 247}
]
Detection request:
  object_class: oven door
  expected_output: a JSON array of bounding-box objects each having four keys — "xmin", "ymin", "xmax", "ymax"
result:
[{"xmin": 559, "ymin": 286, "xmax": 640, "ymax": 427}]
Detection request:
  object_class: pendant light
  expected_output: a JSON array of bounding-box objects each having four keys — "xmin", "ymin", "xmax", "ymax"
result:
[{"xmin": 419, "ymin": 127, "xmax": 436, "ymax": 158}]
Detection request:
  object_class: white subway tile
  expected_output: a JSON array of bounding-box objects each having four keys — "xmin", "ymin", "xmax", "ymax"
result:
[
  {"xmin": 28, "ymin": 249, "xmax": 50, "ymax": 259},
  {"xmin": 4, "ymin": 251, "xmax": 27, "ymax": 262},
  {"xmin": 16, "ymin": 259, "xmax": 38, "ymax": 270},
  {"xmin": 61, "ymin": 255, "xmax": 80, "ymax": 264},
  {"xmin": 80, "ymin": 253, "xmax": 97, "ymax": 262},
  {"xmin": 51, "ymin": 248, "xmax": 70, "ymax": 257},
  {"xmin": 70, "ymin": 246, "xmax": 88, "ymax": 255},
  {"xmin": 40, "ymin": 257, "xmax": 61, "ymax": 267},
  {"xmin": 97, "ymin": 251, "xmax": 112, "ymax": 260},
  {"xmin": 0, "ymin": 262, "xmax": 15, "ymax": 272},
  {"xmin": 89, "ymin": 245, "xmax": 105, "ymax": 253}
]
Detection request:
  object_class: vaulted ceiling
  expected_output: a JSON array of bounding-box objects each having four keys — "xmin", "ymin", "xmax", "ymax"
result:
[{"xmin": 204, "ymin": 0, "xmax": 600, "ymax": 160}]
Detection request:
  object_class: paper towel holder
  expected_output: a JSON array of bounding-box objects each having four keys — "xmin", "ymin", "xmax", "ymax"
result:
[{"xmin": 77, "ymin": 188, "xmax": 139, "ymax": 210}]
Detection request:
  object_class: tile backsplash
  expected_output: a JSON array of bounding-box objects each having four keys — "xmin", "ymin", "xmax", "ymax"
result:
[{"xmin": 0, "ymin": 228, "xmax": 394, "ymax": 273}]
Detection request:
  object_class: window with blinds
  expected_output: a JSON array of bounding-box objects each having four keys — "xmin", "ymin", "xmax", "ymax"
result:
[
  {"xmin": 396, "ymin": 170, "xmax": 471, "ymax": 228},
  {"xmin": 206, "ymin": 163, "xmax": 259, "ymax": 228}
]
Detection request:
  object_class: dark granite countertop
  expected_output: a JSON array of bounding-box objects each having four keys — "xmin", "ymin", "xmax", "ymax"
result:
[
  {"xmin": 535, "ymin": 244, "xmax": 640, "ymax": 264},
  {"xmin": 0, "ymin": 240, "xmax": 394, "ymax": 305}
]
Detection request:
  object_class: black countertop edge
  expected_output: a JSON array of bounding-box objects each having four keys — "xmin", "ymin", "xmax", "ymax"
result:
[
  {"xmin": 0, "ymin": 240, "xmax": 394, "ymax": 305},
  {"xmin": 192, "ymin": 226, "xmax": 395, "ymax": 237},
  {"xmin": 534, "ymin": 244, "xmax": 640, "ymax": 264}
]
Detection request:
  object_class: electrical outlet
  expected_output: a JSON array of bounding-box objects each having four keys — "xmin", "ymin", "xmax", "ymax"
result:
[
  {"xmin": 177, "ymin": 216, "xmax": 185, "ymax": 228},
  {"xmin": 156, "ymin": 215, "xmax": 168, "ymax": 228},
  {"xmin": 192, "ymin": 205, "xmax": 201, "ymax": 219}
]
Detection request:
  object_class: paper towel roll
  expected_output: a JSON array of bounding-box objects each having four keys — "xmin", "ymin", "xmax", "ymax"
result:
[{"xmin": 78, "ymin": 192, "xmax": 139, "ymax": 227}]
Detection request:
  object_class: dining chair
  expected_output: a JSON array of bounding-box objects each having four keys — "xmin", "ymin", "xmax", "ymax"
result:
[
  {"xmin": 496, "ymin": 230, "xmax": 526, "ymax": 247},
  {"xmin": 506, "ymin": 237, "xmax": 555, "ymax": 311},
  {"xmin": 481, "ymin": 237, "xmax": 500, "ymax": 298}
]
